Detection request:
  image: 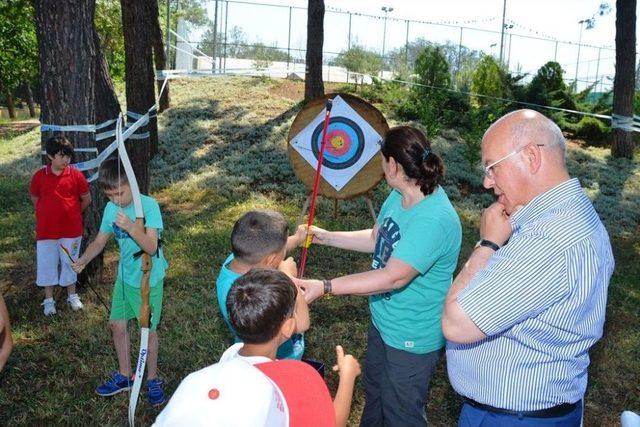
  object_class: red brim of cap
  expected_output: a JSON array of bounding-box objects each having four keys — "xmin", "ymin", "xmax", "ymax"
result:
[{"xmin": 255, "ymin": 360, "xmax": 336, "ymax": 427}]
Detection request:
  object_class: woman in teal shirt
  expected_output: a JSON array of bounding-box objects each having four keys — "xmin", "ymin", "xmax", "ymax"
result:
[{"xmin": 300, "ymin": 126, "xmax": 462, "ymax": 426}]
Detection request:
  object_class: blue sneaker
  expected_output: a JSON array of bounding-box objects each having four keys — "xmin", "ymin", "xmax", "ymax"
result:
[
  {"xmin": 95, "ymin": 371, "xmax": 132, "ymax": 396},
  {"xmin": 147, "ymin": 378, "xmax": 165, "ymax": 406}
]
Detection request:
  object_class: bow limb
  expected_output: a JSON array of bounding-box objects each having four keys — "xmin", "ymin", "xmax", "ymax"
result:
[{"xmin": 115, "ymin": 115, "xmax": 151, "ymax": 427}]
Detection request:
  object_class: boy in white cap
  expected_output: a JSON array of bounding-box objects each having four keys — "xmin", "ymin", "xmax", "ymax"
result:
[{"xmin": 157, "ymin": 268, "xmax": 360, "ymax": 427}]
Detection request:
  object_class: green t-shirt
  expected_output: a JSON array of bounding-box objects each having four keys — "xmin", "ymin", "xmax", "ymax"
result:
[
  {"xmin": 369, "ymin": 187, "xmax": 461, "ymax": 354},
  {"xmin": 99, "ymin": 194, "xmax": 168, "ymax": 286}
]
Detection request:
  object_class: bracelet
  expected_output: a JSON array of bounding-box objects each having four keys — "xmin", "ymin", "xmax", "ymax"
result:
[
  {"xmin": 322, "ymin": 279, "xmax": 332, "ymax": 295},
  {"xmin": 475, "ymin": 239, "xmax": 500, "ymax": 251}
]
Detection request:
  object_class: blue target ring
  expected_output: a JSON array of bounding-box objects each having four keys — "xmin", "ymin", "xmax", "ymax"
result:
[{"xmin": 311, "ymin": 117, "xmax": 365, "ymax": 170}]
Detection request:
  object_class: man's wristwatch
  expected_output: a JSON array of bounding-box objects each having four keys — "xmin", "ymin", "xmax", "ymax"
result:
[
  {"xmin": 322, "ymin": 279, "xmax": 332, "ymax": 295},
  {"xmin": 475, "ymin": 239, "xmax": 501, "ymax": 251}
]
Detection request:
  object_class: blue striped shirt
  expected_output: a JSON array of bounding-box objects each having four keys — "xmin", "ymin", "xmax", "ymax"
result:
[{"xmin": 446, "ymin": 178, "xmax": 614, "ymax": 411}]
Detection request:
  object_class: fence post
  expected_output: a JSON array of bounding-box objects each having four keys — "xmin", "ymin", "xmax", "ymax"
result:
[
  {"xmin": 506, "ymin": 33, "xmax": 512, "ymax": 70},
  {"xmin": 554, "ymin": 40, "xmax": 558, "ymax": 62},
  {"xmin": 594, "ymin": 47, "xmax": 601, "ymax": 93},
  {"xmin": 456, "ymin": 27, "xmax": 463, "ymax": 75},
  {"xmin": 405, "ymin": 20, "xmax": 410, "ymax": 68},
  {"xmin": 212, "ymin": 0, "xmax": 218, "ymax": 72},
  {"xmin": 347, "ymin": 12, "xmax": 352, "ymax": 83},
  {"xmin": 287, "ymin": 6, "xmax": 292, "ymax": 70},
  {"xmin": 223, "ymin": 0, "xmax": 229, "ymax": 72}
]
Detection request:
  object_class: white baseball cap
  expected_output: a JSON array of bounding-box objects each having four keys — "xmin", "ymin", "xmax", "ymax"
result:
[{"xmin": 153, "ymin": 358, "xmax": 289, "ymax": 427}]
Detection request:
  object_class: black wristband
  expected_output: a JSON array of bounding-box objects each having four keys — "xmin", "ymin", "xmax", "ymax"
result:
[
  {"xmin": 476, "ymin": 239, "xmax": 500, "ymax": 251},
  {"xmin": 322, "ymin": 279, "xmax": 332, "ymax": 295}
]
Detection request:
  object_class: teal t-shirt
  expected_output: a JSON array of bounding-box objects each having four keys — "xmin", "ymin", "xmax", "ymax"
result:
[
  {"xmin": 215, "ymin": 254, "xmax": 305, "ymax": 360},
  {"xmin": 369, "ymin": 187, "xmax": 462, "ymax": 354},
  {"xmin": 99, "ymin": 194, "xmax": 168, "ymax": 286}
]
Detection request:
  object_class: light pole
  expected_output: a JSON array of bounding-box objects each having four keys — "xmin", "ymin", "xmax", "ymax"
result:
[
  {"xmin": 575, "ymin": 17, "xmax": 594, "ymax": 84},
  {"xmin": 498, "ymin": 0, "xmax": 507, "ymax": 64},
  {"xmin": 381, "ymin": 6, "xmax": 394, "ymax": 65}
]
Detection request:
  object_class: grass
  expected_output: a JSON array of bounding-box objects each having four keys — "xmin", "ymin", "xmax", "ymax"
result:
[{"xmin": 0, "ymin": 76, "xmax": 638, "ymax": 426}]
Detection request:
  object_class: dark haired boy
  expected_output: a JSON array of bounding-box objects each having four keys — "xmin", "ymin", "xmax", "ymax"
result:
[
  {"xmin": 220, "ymin": 268, "xmax": 361, "ymax": 427},
  {"xmin": 215, "ymin": 209, "xmax": 308, "ymax": 359},
  {"xmin": 29, "ymin": 136, "xmax": 91, "ymax": 315},
  {"xmin": 72, "ymin": 158, "xmax": 168, "ymax": 405}
]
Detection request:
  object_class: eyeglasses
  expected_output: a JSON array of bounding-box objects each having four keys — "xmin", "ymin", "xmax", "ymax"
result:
[{"xmin": 482, "ymin": 144, "xmax": 545, "ymax": 179}]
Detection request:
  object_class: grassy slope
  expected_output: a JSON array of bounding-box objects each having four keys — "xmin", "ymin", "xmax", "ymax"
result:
[{"xmin": 0, "ymin": 77, "xmax": 638, "ymax": 426}]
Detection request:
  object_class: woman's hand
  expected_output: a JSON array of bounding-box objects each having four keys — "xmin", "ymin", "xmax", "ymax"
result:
[
  {"xmin": 296, "ymin": 224, "xmax": 330, "ymax": 246},
  {"xmin": 294, "ymin": 278, "xmax": 324, "ymax": 304}
]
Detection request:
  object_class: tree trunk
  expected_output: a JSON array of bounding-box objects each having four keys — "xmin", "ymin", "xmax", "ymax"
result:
[
  {"xmin": 77, "ymin": 27, "xmax": 123, "ymax": 288},
  {"xmin": 35, "ymin": 0, "xmax": 100, "ymax": 286},
  {"xmin": 304, "ymin": 0, "xmax": 325, "ymax": 102},
  {"xmin": 147, "ymin": 0, "xmax": 170, "ymax": 113},
  {"xmin": 5, "ymin": 89, "xmax": 16, "ymax": 119},
  {"xmin": 24, "ymin": 83, "xmax": 36, "ymax": 118},
  {"xmin": 612, "ymin": 0, "xmax": 636, "ymax": 158},
  {"xmin": 121, "ymin": 0, "xmax": 154, "ymax": 192}
]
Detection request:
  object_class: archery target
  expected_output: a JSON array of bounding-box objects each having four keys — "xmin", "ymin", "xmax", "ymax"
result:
[
  {"xmin": 311, "ymin": 117, "xmax": 365, "ymax": 170},
  {"xmin": 289, "ymin": 95, "xmax": 383, "ymax": 191}
]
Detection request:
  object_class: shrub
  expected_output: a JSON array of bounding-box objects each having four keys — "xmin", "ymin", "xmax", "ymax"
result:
[{"xmin": 573, "ymin": 116, "xmax": 611, "ymax": 144}]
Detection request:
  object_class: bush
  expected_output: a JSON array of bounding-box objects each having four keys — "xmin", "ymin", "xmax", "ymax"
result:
[{"xmin": 573, "ymin": 116, "xmax": 611, "ymax": 144}]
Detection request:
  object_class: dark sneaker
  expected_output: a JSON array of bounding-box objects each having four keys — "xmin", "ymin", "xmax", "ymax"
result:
[
  {"xmin": 147, "ymin": 378, "xmax": 166, "ymax": 406},
  {"xmin": 96, "ymin": 371, "xmax": 132, "ymax": 396}
]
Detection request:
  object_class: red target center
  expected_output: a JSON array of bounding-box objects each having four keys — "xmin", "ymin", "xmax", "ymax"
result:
[{"xmin": 325, "ymin": 129, "xmax": 351, "ymax": 157}]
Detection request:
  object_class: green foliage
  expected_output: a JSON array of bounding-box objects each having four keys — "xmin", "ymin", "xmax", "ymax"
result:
[
  {"xmin": 387, "ymin": 38, "xmax": 482, "ymax": 79},
  {"xmin": 334, "ymin": 46, "xmax": 383, "ymax": 86},
  {"xmin": 471, "ymin": 55, "xmax": 510, "ymax": 107},
  {"xmin": 573, "ymin": 116, "xmax": 611, "ymax": 144},
  {"xmin": 95, "ymin": 0, "xmax": 125, "ymax": 81},
  {"xmin": 0, "ymin": 0, "xmax": 38, "ymax": 93},
  {"xmin": 414, "ymin": 46, "xmax": 451, "ymax": 96}
]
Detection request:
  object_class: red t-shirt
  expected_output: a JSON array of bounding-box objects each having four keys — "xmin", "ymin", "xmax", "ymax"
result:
[{"xmin": 29, "ymin": 165, "xmax": 90, "ymax": 240}]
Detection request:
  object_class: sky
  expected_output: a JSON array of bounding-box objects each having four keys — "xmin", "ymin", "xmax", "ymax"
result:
[{"xmin": 194, "ymin": 0, "xmax": 634, "ymax": 90}]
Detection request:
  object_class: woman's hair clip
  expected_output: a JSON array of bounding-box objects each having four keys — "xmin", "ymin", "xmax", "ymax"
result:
[{"xmin": 422, "ymin": 148, "xmax": 431, "ymax": 160}]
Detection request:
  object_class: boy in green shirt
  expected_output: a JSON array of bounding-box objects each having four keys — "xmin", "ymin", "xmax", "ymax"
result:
[
  {"xmin": 215, "ymin": 210, "xmax": 308, "ymax": 359},
  {"xmin": 73, "ymin": 158, "xmax": 168, "ymax": 405}
]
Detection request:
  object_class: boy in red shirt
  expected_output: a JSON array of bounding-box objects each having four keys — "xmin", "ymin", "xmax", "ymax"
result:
[{"xmin": 29, "ymin": 136, "xmax": 92, "ymax": 316}]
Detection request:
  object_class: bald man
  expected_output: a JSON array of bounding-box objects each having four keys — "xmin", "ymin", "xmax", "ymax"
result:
[{"xmin": 442, "ymin": 110, "xmax": 614, "ymax": 426}]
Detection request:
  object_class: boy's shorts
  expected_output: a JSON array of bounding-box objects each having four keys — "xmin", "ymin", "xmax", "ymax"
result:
[
  {"xmin": 36, "ymin": 237, "xmax": 82, "ymax": 287},
  {"xmin": 109, "ymin": 280, "xmax": 164, "ymax": 330}
]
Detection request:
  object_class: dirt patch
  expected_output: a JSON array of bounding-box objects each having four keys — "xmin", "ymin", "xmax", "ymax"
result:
[
  {"xmin": 268, "ymin": 80, "xmax": 347, "ymax": 101},
  {"xmin": 269, "ymin": 79, "xmax": 305, "ymax": 101},
  {"xmin": 0, "ymin": 120, "xmax": 40, "ymax": 139}
]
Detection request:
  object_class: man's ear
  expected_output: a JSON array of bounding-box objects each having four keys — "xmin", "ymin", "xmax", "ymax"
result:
[
  {"xmin": 525, "ymin": 144, "xmax": 542, "ymax": 174},
  {"xmin": 279, "ymin": 317, "xmax": 296, "ymax": 340}
]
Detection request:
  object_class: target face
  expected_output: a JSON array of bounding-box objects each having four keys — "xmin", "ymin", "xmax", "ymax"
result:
[{"xmin": 311, "ymin": 117, "xmax": 365, "ymax": 170}]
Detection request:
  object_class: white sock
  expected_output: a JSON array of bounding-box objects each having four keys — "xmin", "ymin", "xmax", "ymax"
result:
[{"xmin": 43, "ymin": 297, "xmax": 54, "ymax": 303}]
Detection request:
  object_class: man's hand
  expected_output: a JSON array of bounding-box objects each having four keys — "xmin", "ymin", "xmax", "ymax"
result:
[
  {"xmin": 278, "ymin": 257, "xmax": 298, "ymax": 277},
  {"xmin": 480, "ymin": 202, "xmax": 515, "ymax": 247},
  {"xmin": 332, "ymin": 345, "xmax": 361, "ymax": 380},
  {"xmin": 295, "ymin": 278, "xmax": 324, "ymax": 304},
  {"xmin": 115, "ymin": 211, "xmax": 134, "ymax": 233}
]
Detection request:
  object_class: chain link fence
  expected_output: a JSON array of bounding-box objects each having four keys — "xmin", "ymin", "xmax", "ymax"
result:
[{"xmin": 166, "ymin": 0, "xmax": 616, "ymax": 92}]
